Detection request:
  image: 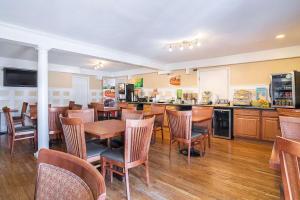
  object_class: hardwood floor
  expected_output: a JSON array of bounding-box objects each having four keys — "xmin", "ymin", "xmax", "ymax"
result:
[{"xmin": 0, "ymin": 130, "xmax": 280, "ymax": 200}]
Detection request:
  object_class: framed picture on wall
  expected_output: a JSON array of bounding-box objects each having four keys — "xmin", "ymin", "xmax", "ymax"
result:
[
  {"xmin": 169, "ymin": 75, "xmax": 181, "ymax": 86},
  {"xmin": 256, "ymin": 87, "xmax": 268, "ymax": 100}
]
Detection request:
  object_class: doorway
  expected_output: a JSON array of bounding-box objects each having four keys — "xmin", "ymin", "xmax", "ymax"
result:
[{"xmin": 72, "ymin": 75, "xmax": 89, "ymax": 107}]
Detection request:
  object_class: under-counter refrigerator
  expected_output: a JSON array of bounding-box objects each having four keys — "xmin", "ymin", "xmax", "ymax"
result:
[{"xmin": 270, "ymin": 71, "xmax": 300, "ymax": 108}]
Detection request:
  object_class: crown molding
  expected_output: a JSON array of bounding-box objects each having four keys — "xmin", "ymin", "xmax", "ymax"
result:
[
  {"xmin": 0, "ymin": 21, "xmax": 164, "ymax": 70},
  {"xmin": 164, "ymin": 45, "xmax": 300, "ymax": 70},
  {"xmin": 0, "ymin": 56, "xmax": 110, "ymax": 77},
  {"xmin": 104, "ymin": 67, "xmax": 157, "ymax": 77}
]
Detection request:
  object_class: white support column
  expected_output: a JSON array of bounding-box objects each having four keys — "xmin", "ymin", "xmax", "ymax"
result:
[{"xmin": 37, "ymin": 46, "xmax": 49, "ymax": 151}]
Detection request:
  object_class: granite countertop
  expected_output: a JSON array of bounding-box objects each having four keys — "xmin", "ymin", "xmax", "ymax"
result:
[{"xmin": 127, "ymin": 102, "xmax": 276, "ymax": 110}]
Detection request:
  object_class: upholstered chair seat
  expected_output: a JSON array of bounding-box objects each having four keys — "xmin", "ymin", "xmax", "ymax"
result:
[
  {"xmin": 15, "ymin": 126, "xmax": 36, "ymax": 136},
  {"xmin": 101, "ymin": 148, "xmax": 124, "ymax": 163},
  {"xmin": 86, "ymin": 141, "xmax": 108, "ymax": 162}
]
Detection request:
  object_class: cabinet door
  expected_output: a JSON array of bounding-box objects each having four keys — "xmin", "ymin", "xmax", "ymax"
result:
[
  {"xmin": 261, "ymin": 117, "xmax": 281, "ymax": 141},
  {"xmin": 143, "ymin": 104, "xmax": 151, "ymax": 112},
  {"xmin": 234, "ymin": 115, "xmax": 260, "ymax": 139}
]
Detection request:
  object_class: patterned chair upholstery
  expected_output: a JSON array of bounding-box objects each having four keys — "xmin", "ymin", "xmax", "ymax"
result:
[{"xmin": 35, "ymin": 149, "xmax": 106, "ymax": 200}]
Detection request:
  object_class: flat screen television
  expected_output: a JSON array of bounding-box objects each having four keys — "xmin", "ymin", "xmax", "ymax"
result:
[{"xmin": 3, "ymin": 68, "xmax": 37, "ymax": 87}]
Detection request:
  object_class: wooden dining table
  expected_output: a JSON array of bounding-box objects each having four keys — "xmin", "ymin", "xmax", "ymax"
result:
[{"xmin": 84, "ymin": 119, "xmax": 125, "ymax": 139}]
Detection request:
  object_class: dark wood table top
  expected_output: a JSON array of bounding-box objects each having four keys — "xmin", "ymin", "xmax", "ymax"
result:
[
  {"xmin": 192, "ymin": 116, "xmax": 212, "ymax": 123},
  {"xmin": 84, "ymin": 119, "xmax": 125, "ymax": 139}
]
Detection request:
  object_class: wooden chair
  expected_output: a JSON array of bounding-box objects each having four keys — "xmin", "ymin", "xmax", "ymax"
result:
[
  {"xmin": 13, "ymin": 102, "xmax": 28, "ymax": 126},
  {"xmin": 277, "ymin": 108, "xmax": 300, "ymax": 118},
  {"xmin": 121, "ymin": 109, "xmax": 143, "ymax": 121},
  {"xmin": 35, "ymin": 148, "xmax": 106, "ymax": 200},
  {"xmin": 270, "ymin": 116, "xmax": 300, "ymax": 170},
  {"xmin": 2, "ymin": 107, "xmax": 37, "ymax": 157},
  {"xmin": 167, "ymin": 110, "xmax": 207, "ymax": 165},
  {"xmin": 48, "ymin": 107, "xmax": 68, "ymax": 142},
  {"xmin": 71, "ymin": 104, "xmax": 83, "ymax": 110},
  {"xmin": 60, "ymin": 117, "xmax": 108, "ymax": 164},
  {"xmin": 277, "ymin": 136, "xmax": 300, "ymax": 200},
  {"xmin": 118, "ymin": 102, "xmax": 128, "ymax": 109},
  {"xmin": 110, "ymin": 109, "xmax": 143, "ymax": 148},
  {"xmin": 67, "ymin": 109, "xmax": 95, "ymax": 123},
  {"xmin": 101, "ymin": 117, "xmax": 155, "ymax": 200},
  {"xmin": 150, "ymin": 104, "xmax": 166, "ymax": 142},
  {"xmin": 280, "ymin": 116, "xmax": 300, "ymax": 140},
  {"xmin": 69, "ymin": 101, "xmax": 75, "ymax": 109},
  {"xmin": 90, "ymin": 102, "xmax": 106, "ymax": 120},
  {"xmin": 192, "ymin": 106, "xmax": 213, "ymax": 148}
]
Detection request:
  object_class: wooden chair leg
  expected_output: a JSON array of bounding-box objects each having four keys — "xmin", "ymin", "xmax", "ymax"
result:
[
  {"xmin": 7, "ymin": 134, "xmax": 10, "ymax": 148},
  {"xmin": 109, "ymin": 162, "xmax": 113, "ymax": 183},
  {"xmin": 10, "ymin": 139, "xmax": 15, "ymax": 157},
  {"xmin": 169, "ymin": 140, "xmax": 172, "ymax": 159},
  {"xmin": 101, "ymin": 157, "xmax": 106, "ymax": 179},
  {"xmin": 208, "ymin": 127, "xmax": 212, "ymax": 148},
  {"xmin": 144, "ymin": 161, "xmax": 150, "ymax": 186},
  {"xmin": 125, "ymin": 168, "xmax": 131, "ymax": 200},
  {"xmin": 188, "ymin": 143, "xmax": 191, "ymax": 165},
  {"xmin": 161, "ymin": 126, "xmax": 164, "ymax": 143}
]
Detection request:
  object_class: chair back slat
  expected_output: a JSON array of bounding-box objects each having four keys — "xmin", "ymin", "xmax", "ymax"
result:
[
  {"xmin": 277, "ymin": 137, "xmax": 300, "ymax": 200},
  {"xmin": 121, "ymin": 109, "xmax": 143, "ymax": 121},
  {"xmin": 61, "ymin": 117, "xmax": 87, "ymax": 160},
  {"xmin": 2, "ymin": 107, "xmax": 15, "ymax": 136},
  {"xmin": 21, "ymin": 102, "xmax": 28, "ymax": 114},
  {"xmin": 167, "ymin": 110, "xmax": 192, "ymax": 140},
  {"xmin": 48, "ymin": 107, "xmax": 68, "ymax": 132},
  {"xmin": 124, "ymin": 117, "xmax": 154, "ymax": 164},
  {"xmin": 36, "ymin": 149, "xmax": 106, "ymax": 200},
  {"xmin": 280, "ymin": 116, "xmax": 300, "ymax": 140},
  {"xmin": 67, "ymin": 109, "xmax": 94, "ymax": 123}
]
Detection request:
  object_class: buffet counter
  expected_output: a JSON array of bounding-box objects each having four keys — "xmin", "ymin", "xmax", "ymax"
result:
[{"xmin": 126, "ymin": 102, "xmax": 282, "ymax": 142}]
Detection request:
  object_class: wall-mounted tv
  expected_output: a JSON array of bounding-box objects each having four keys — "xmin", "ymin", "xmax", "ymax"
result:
[{"xmin": 3, "ymin": 68, "xmax": 37, "ymax": 87}]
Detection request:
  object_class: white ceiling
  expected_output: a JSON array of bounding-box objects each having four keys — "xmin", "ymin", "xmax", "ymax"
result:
[
  {"xmin": 0, "ymin": 0, "xmax": 300, "ymax": 65},
  {"xmin": 0, "ymin": 39, "xmax": 142, "ymax": 72}
]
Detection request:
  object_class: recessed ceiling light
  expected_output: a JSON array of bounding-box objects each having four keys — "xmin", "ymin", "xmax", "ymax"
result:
[{"xmin": 276, "ymin": 34, "xmax": 285, "ymax": 39}]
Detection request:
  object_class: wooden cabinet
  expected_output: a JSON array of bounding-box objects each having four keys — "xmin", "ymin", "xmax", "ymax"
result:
[
  {"xmin": 234, "ymin": 109, "xmax": 260, "ymax": 139},
  {"xmin": 234, "ymin": 109, "xmax": 281, "ymax": 141},
  {"xmin": 261, "ymin": 111, "xmax": 281, "ymax": 141}
]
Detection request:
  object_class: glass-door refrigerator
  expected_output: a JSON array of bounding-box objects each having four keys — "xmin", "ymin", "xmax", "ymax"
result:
[{"xmin": 271, "ymin": 71, "xmax": 300, "ymax": 108}]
